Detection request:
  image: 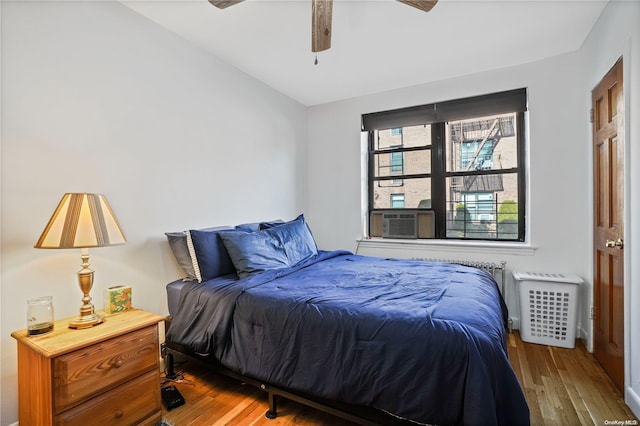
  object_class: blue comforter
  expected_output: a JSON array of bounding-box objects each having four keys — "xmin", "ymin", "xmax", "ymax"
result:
[{"xmin": 167, "ymin": 251, "xmax": 529, "ymax": 425}]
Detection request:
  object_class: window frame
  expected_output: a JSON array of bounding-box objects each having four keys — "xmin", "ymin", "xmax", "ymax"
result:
[{"xmin": 363, "ymin": 89, "xmax": 527, "ymax": 242}]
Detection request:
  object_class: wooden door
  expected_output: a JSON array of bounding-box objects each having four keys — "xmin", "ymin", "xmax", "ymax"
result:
[{"xmin": 592, "ymin": 57, "xmax": 624, "ymax": 392}]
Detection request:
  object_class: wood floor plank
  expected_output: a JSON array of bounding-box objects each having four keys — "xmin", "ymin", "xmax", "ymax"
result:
[{"xmin": 163, "ymin": 332, "xmax": 638, "ymax": 425}]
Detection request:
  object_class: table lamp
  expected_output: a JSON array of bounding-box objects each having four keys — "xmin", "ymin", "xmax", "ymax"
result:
[{"xmin": 34, "ymin": 193, "xmax": 126, "ymax": 329}]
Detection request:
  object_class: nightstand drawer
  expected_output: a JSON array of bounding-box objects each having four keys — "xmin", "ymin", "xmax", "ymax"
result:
[
  {"xmin": 54, "ymin": 370, "xmax": 162, "ymax": 426},
  {"xmin": 53, "ymin": 325, "xmax": 158, "ymax": 412}
]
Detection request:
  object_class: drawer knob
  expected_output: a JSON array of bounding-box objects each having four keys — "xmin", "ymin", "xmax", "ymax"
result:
[
  {"xmin": 115, "ymin": 409, "xmax": 123, "ymax": 418},
  {"xmin": 114, "ymin": 360, "xmax": 123, "ymax": 368}
]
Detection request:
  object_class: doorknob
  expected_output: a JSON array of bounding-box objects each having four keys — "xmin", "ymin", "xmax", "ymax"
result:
[{"xmin": 605, "ymin": 238, "xmax": 624, "ymax": 249}]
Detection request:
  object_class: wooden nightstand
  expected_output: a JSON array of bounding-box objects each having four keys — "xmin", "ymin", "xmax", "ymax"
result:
[{"xmin": 11, "ymin": 309, "xmax": 164, "ymax": 425}]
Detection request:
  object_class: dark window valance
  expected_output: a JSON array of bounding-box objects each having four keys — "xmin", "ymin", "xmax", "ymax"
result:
[
  {"xmin": 361, "ymin": 104, "xmax": 436, "ymax": 132},
  {"xmin": 361, "ymin": 88, "xmax": 527, "ymax": 131}
]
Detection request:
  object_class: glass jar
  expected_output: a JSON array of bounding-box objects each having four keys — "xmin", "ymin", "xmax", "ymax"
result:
[{"xmin": 27, "ymin": 296, "xmax": 54, "ymax": 336}]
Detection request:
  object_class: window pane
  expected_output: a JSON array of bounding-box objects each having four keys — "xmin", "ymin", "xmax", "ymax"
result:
[
  {"xmin": 376, "ymin": 125, "xmax": 431, "ymax": 150},
  {"xmin": 445, "ymin": 173, "xmax": 519, "ymax": 239},
  {"xmin": 390, "ymin": 193, "xmax": 405, "ymax": 208},
  {"xmin": 446, "ymin": 113, "xmax": 517, "ymax": 172},
  {"xmin": 373, "ymin": 178, "xmax": 431, "ymax": 209},
  {"xmin": 374, "ymin": 149, "xmax": 431, "ymax": 178}
]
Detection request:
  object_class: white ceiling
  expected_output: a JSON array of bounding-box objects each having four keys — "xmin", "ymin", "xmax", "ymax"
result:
[{"xmin": 121, "ymin": 0, "xmax": 608, "ymax": 106}]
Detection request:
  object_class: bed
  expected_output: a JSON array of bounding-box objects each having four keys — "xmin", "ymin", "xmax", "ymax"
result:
[{"xmin": 164, "ymin": 215, "xmax": 530, "ymax": 425}]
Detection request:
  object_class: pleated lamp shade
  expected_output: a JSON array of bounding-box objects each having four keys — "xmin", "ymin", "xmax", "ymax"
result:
[{"xmin": 35, "ymin": 193, "xmax": 126, "ymax": 249}]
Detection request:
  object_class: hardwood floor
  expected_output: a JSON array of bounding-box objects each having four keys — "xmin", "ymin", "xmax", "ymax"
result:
[
  {"xmin": 162, "ymin": 332, "xmax": 638, "ymax": 425},
  {"xmin": 507, "ymin": 332, "xmax": 636, "ymax": 425}
]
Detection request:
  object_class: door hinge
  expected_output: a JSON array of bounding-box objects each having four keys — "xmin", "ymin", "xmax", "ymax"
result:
[
  {"xmin": 589, "ymin": 108, "xmax": 594, "ymax": 123},
  {"xmin": 590, "ymin": 305, "xmax": 596, "ymax": 320}
]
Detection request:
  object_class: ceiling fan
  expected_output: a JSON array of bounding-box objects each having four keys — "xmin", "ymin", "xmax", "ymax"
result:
[{"xmin": 208, "ymin": 0, "xmax": 438, "ymax": 53}]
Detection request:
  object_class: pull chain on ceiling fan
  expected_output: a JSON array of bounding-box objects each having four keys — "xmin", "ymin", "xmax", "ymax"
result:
[{"xmin": 208, "ymin": 0, "xmax": 438, "ymax": 58}]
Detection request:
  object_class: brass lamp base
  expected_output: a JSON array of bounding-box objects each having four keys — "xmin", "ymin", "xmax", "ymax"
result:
[
  {"xmin": 68, "ymin": 249, "xmax": 105, "ymax": 330},
  {"xmin": 68, "ymin": 312, "xmax": 105, "ymax": 329}
]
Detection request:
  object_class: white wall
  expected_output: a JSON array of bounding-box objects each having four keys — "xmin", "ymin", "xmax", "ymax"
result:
[
  {"xmin": 579, "ymin": 0, "xmax": 640, "ymax": 416},
  {"xmin": 0, "ymin": 1, "xmax": 307, "ymax": 424},
  {"xmin": 307, "ymin": 1, "xmax": 639, "ymax": 418}
]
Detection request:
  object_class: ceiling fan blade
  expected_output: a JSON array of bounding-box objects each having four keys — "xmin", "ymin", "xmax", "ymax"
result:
[
  {"xmin": 397, "ymin": 0, "xmax": 438, "ymax": 13},
  {"xmin": 208, "ymin": 0, "xmax": 244, "ymax": 9},
  {"xmin": 312, "ymin": 0, "xmax": 333, "ymax": 53}
]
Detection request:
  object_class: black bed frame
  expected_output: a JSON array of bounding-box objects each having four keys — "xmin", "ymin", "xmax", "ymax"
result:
[{"xmin": 163, "ymin": 320, "xmax": 418, "ymax": 425}]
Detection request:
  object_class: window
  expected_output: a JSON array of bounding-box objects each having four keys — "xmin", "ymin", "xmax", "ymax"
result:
[
  {"xmin": 390, "ymin": 193, "xmax": 405, "ymax": 208},
  {"xmin": 362, "ymin": 89, "xmax": 527, "ymax": 241},
  {"xmin": 390, "ymin": 146, "xmax": 404, "ymax": 184},
  {"xmin": 460, "ymin": 140, "xmax": 494, "ymax": 170},
  {"xmin": 390, "ymin": 150, "xmax": 404, "ymax": 174}
]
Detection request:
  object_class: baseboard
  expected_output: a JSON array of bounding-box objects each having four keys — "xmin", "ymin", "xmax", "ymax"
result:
[
  {"xmin": 626, "ymin": 386, "xmax": 640, "ymax": 419},
  {"xmin": 510, "ymin": 316, "xmax": 520, "ymax": 331},
  {"xmin": 578, "ymin": 324, "xmax": 594, "ymax": 352},
  {"xmin": 578, "ymin": 326, "xmax": 588, "ymax": 341},
  {"xmin": 578, "ymin": 326, "xmax": 588, "ymax": 351}
]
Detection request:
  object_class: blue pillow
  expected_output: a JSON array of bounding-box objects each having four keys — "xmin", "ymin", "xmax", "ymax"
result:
[
  {"xmin": 165, "ymin": 226, "xmax": 233, "ymax": 280},
  {"xmin": 258, "ymin": 217, "xmax": 292, "ymax": 230},
  {"xmin": 186, "ymin": 228, "xmax": 247, "ymax": 282},
  {"xmin": 235, "ymin": 222, "xmax": 262, "ymax": 232},
  {"xmin": 219, "ymin": 217, "xmax": 318, "ymax": 279},
  {"xmin": 260, "ymin": 215, "xmax": 317, "ymax": 251},
  {"xmin": 236, "ymin": 219, "xmax": 284, "ymax": 232}
]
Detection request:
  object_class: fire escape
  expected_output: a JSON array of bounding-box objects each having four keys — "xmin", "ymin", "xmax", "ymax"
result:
[{"xmin": 450, "ymin": 116, "xmax": 514, "ymax": 190}]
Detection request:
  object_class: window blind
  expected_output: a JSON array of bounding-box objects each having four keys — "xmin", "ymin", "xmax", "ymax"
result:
[{"xmin": 361, "ymin": 88, "xmax": 527, "ymax": 131}]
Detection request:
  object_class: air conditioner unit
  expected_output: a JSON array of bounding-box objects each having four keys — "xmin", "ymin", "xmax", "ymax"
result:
[
  {"xmin": 382, "ymin": 211, "xmax": 418, "ymax": 239},
  {"xmin": 370, "ymin": 210, "xmax": 434, "ymax": 239}
]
